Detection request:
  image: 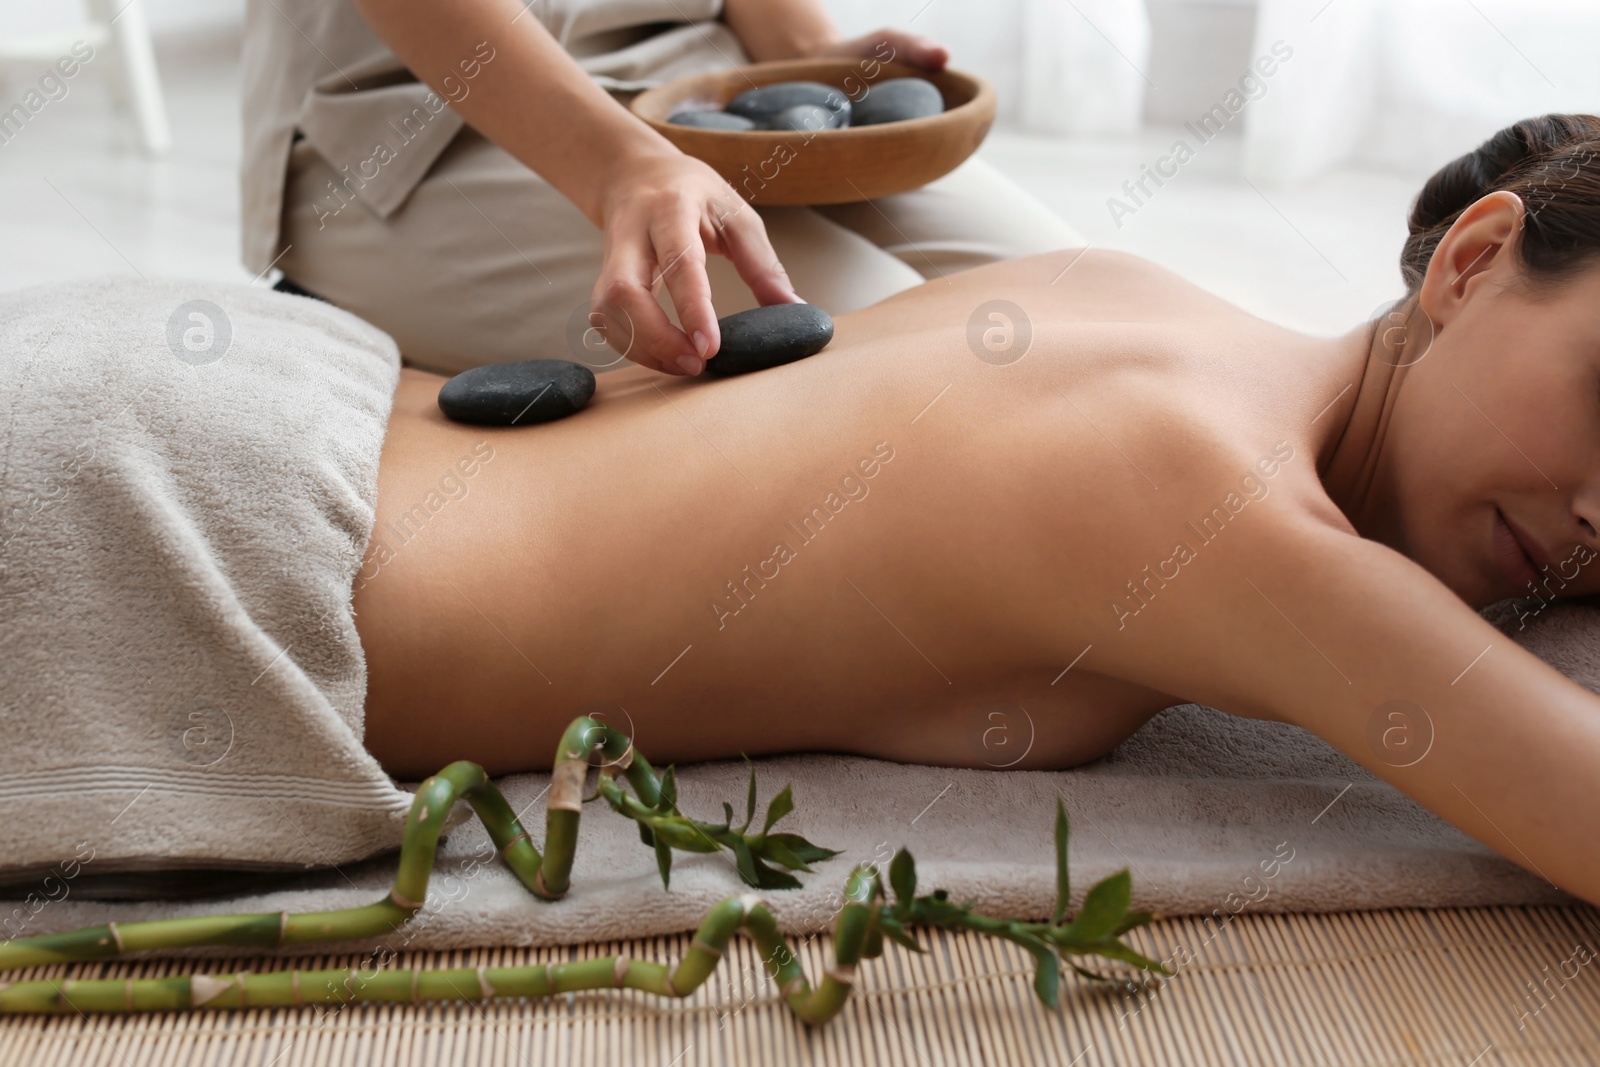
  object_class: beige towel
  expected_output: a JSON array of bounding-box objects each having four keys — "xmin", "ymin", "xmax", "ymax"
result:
[{"xmin": 0, "ymin": 277, "xmax": 417, "ymax": 895}]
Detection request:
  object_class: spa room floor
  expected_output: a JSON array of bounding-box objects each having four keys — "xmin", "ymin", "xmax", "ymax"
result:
[{"xmin": 6, "ymin": 27, "xmax": 1600, "ymax": 1067}]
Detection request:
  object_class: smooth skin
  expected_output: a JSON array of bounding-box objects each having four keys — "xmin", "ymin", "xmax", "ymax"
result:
[
  {"xmin": 349, "ymin": 0, "xmax": 947, "ymax": 375},
  {"xmin": 354, "ymin": 191, "xmax": 1600, "ymax": 907}
]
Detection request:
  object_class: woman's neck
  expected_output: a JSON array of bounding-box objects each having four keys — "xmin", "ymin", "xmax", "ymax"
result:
[{"xmin": 1316, "ymin": 297, "xmax": 1423, "ymax": 553}]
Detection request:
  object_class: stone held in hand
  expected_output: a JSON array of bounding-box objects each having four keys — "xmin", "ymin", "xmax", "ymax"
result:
[
  {"xmin": 668, "ymin": 109, "xmax": 757, "ymax": 131},
  {"xmin": 767, "ymin": 103, "xmax": 846, "ymax": 132},
  {"xmin": 703, "ymin": 303, "xmax": 834, "ymax": 377},
  {"xmin": 437, "ymin": 360, "xmax": 597, "ymax": 425},
  {"xmin": 851, "ymin": 78, "xmax": 945, "ymax": 126},
  {"xmin": 725, "ymin": 81, "xmax": 851, "ymax": 129}
]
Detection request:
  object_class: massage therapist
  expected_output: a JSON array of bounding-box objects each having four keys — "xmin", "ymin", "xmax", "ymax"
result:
[{"xmin": 240, "ymin": 0, "xmax": 1081, "ymax": 375}]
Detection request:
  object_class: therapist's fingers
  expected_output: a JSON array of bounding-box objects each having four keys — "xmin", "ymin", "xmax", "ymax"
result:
[
  {"xmin": 710, "ymin": 203, "xmax": 803, "ymax": 310},
  {"xmin": 594, "ymin": 238, "xmax": 694, "ymax": 375},
  {"xmin": 649, "ymin": 212, "xmax": 719, "ymax": 372},
  {"xmin": 819, "ymin": 28, "xmax": 948, "ymax": 71}
]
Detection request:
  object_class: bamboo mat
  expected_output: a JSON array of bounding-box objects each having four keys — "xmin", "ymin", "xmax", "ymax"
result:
[{"xmin": 3, "ymin": 905, "xmax": 1599, "ymax": 1066}]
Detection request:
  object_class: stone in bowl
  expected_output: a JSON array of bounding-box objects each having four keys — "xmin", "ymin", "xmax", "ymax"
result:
[{"xmin": 629, "ymin": 58, "xmax": 993, "ymax": 205}]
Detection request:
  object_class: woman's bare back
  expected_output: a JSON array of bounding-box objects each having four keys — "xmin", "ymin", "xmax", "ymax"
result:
[
  {"xmin": 353, "ymin": 250, "xmax": 1361, "ymax": 776},
  {"xmin": 355, "ymin": 247, "xmax": 1600, "ymax": 907}
]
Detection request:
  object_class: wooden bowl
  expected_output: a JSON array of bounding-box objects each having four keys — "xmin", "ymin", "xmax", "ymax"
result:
[{"xmin": 629, "ymin": 59, "xmax": 996, "ymax": 206}]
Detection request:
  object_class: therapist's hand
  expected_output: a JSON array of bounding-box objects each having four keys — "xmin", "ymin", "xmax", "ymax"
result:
[
  {"xmin": 592, "ymin": 150, "xmax": 802, "ymax": 376},
  {"xmin": 804, "ymin": 28, "xmax": 949, "ymax": 71}
]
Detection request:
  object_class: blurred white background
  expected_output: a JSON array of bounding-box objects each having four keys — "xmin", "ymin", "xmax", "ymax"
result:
[{"xmin": 2, "ymin": 0, "xmax": 1598, "ymax": 334}]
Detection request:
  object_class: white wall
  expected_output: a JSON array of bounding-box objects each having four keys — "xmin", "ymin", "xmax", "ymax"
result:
[
  {"xmin": 0, "ymin": 0, "xmax": 244, "ymax": 40},
  {"xmin": 818, "ymin": 0, "xmax": 1259, "ymax": 127},
  {"xmin": 0, "ymin": 0, "xmax": 1262, "ymax": 132}
]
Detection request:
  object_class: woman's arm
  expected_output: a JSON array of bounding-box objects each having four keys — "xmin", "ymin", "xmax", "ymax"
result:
[
  {"xmin": 719, "ymin": 0, "xmax": 838, "ymax": 62},
  {"xmin": 720, "ymin": 0, "xmax": 949, "ymax": 69},
  {"xmin": 1087, "ymin": 504, "xmax": 1600, "ymax": 906},
  {"xmin": 349, "ymin": 0, "xmax": 801, "ymax": 374}
]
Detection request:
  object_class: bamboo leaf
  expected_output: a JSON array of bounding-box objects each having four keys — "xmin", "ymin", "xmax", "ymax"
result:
[
  {"xmin": 888, "ymin": 849, "xmax": 917, "ymax": 905},
  {"xmin": 721, "ymin": 802, "xmax": 736, "ymax": 830},
  {"xmin": 758, "ymin": 836, "xmax": 813, "ymax": 873},
  {"xmin": 1052, "ymin": 798, "xmax": 1070, "ymax": 926},
  {"xmin": 1010, "ymin": 934, "xmax": 1061, "ymax": 1008},
  {"xmin": 752, "ymin": 859, "xmax": 803, "ymax": 891},
  {"xmin": 1113, "ymin": 910, "xmax": 1157, "ymax": 937},
  {"xmin": 1033, "ymin": 955, "xmax": 1062, "ymax": 1007},
  {"xmin": 1089, "ymin": 940, "xmax": 1172, "ymax": 976},
  {"xmin": 877, "ymin": 921, "xmax": 924, "ymax": 954},
  {"xmin": 742, "ymin": 756, "xmax": 758, "ymax": 833},
  {"xmin": 659, "ymin": 766, "xmax": 678, "ymax": 810},
  {"xmin": 764, "ymin": 833, "xmax": 842, "ymax": 865},
  {"xmin": 1066, "ymin": 960, "xmax": 1110, "ymax": 983},
  {"xmin": 761, "ymin": 784, "xmax": 795, "ymax": 834},
  {"xmin": 654, "ymin": 836, "xmax": 674, "ymax": 890},
  {"xmin": 1066, "ymin": 870, "xmax": 1131, "ymax": 944},
  {"xmin": 638, "ymin": 822, "xmax": 655, "ymax": 848},
  {"xmin": 729, "ymin": 836, "xmax": 761, "ymax": 887}
]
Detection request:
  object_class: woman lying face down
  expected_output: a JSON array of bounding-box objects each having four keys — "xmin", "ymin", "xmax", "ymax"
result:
[{"xmin": 352, "ymin": 114, "xmax": 1600, "ymax": 908}]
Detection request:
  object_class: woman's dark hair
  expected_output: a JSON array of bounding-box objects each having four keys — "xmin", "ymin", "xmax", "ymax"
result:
[{"xmin": 1401, "ymin": 113, "xmax": 1600, "ymax": 293}]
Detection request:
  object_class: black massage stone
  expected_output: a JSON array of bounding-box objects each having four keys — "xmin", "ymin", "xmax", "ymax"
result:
[
  {"xmin": 726, "ymin": 81, "xmax": 851, "ymax": 128},
  {"xmin": 437, "ymin": 360, "xmax": 596, "ymax": 425},
  {"xmin": 668, "ymin": 109, "xmax": 757, "ymax": 131},
  {"xmin": 852, "ymin": 77, "xmax": 944, "ymax": 126},
  {"xmin": 704, "ymin": 303, "xmax": 834, "ymax": 377}
]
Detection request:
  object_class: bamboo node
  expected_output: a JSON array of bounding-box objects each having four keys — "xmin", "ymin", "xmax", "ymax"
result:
[
  {"xmin": 615, "ymin": 742, "xmax": 635, "ymax": 770},
  {"xmin": 411, "ymin": 967, "xmax": 421, "ymax": 1004},
  {"xmin": 826, "ymin": 962, "xmax": 857, "ymax": 987},
  {"xmin": 662, "ymin": 971, "xmax": 679, "ymax": 998},
  {"xmin": 291, "ymin": 970, "xmax": 302, "ymax": 1007},
  {"xmin": 689, "ymin": 938, "xmax": 724, "ymax": 961},
  {"xmin": 548, "ymin": 759, "xmax": 587, "ymax": 813},
  {"xmin": 476, "ymin": 965, "xmax": 495, "ymax": 1000},
  {"xmin": 780, "ymin": 975, "xmax": 806, "ymax": 997},
  {"xmin": 190, "ymin": 974, "xmax": 232, "ymax": 1007},
  {"xmin": 277, "ymin": 911, "xmax": 289, "ymax": 945},
  {"xmin": 613, "ymin": 956, "xmax": 630, "ymax": 988},
  {"xmin": 124, "ymin": 979, "xmax": 134, "ymax": 1013},
  {"xmin": 389, "ymin": 888, "xmax": 422, "ymax": 911},
  {"xmin": 105, "ymin": 921, "xmax": 125, "ymax": 954},
  {"xmin": 499, "ymin": 830, "xmax": 532, "ymax": 859}
]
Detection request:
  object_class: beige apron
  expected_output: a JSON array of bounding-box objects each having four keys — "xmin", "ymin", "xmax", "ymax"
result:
[
  {"xmin": 241, "ymin": 0, "xmax": 734, "ymax": 273},
  {"xmin": 240, "ymin": 0, "xmax": 1083, "ymax": 373}
]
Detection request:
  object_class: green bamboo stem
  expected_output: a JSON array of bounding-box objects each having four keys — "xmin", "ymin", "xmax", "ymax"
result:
[{"xmin": 0, "ymin": 718, "xmax": 1166, "ymax": 1021}]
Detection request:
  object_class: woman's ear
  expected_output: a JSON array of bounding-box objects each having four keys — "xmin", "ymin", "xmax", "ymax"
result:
[{"xmin": 1418, "ymin": 189, "xmax": 1524, "ymax": 327}]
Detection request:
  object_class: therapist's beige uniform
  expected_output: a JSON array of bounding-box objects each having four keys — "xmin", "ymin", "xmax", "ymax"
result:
[{"xmin": 241, "ymin": 0, "xmax": 1084, "ymax": 375}]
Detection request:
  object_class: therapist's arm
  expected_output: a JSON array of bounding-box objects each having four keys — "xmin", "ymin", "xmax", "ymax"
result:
[
  {"xmin": 720, "ymin": 0, "xmax": 949, "ymax": 69},
  {"xmin": 350, "ymin": 0, "xmax": 802, "ymax": 375}
]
